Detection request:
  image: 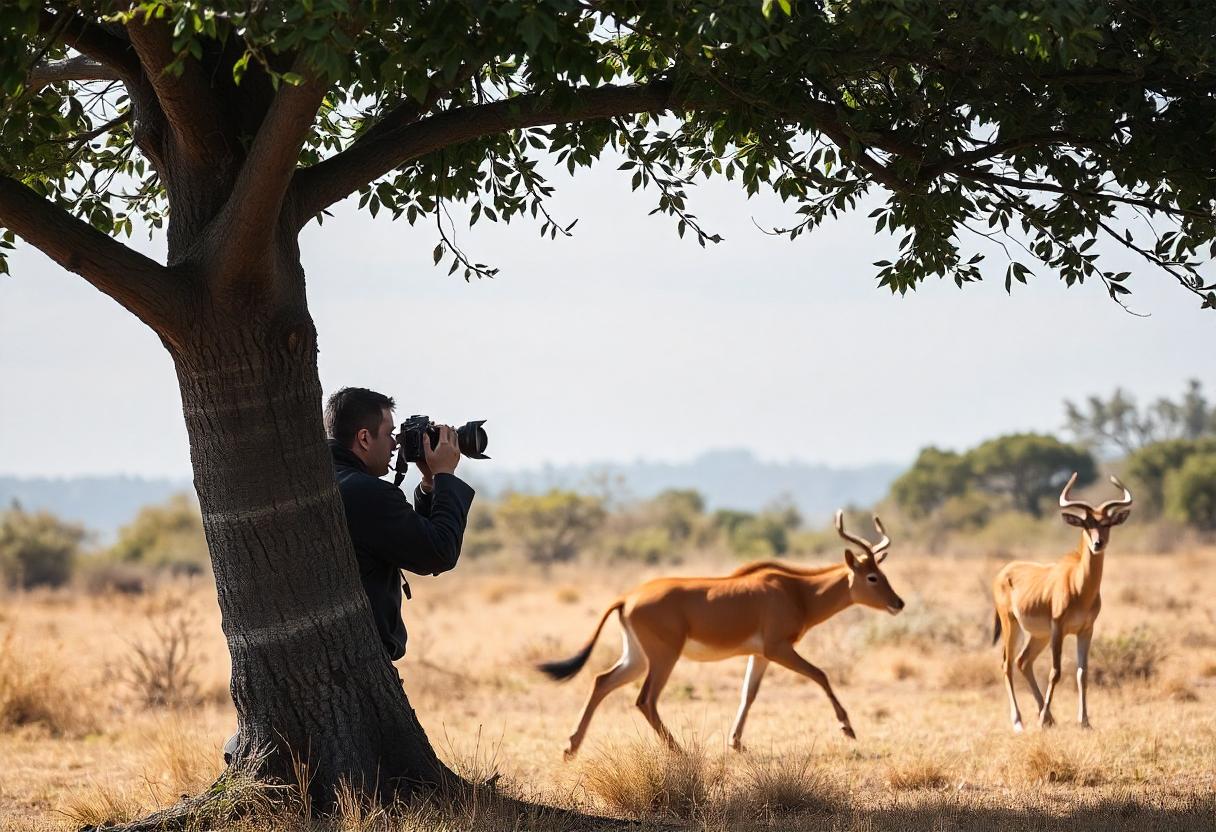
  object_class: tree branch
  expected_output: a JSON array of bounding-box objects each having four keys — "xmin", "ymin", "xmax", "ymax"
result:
[
  {"xmin": 123, "ymin": 16, "xmax": 225, "ymax": 160},
  {"xmin": 39, "ymin": 10, "xmax": 141, "ymax": 80},
  {"xmin": 0, "ymin": 176, "xmax": 186, "ymax": 338},
  {"xmin": 295, "ymin": 81, "xmax": 679, "ymax": 222},
  {"xmin": 956, "ymin": 168, "xmax": 1210, "ymax": 221},
  {"xmin": 212, "ymin": 72, "xmax": 329, "ymax": 277},
  {"xmin": 28, "ymin": 56, "xmax": 120, "ymax": 90}
]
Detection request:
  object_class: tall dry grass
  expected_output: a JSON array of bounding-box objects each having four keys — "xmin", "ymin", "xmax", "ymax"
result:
[{"xmin": 0, "ymin": 630, "xmax": 97, "ymax": 737}]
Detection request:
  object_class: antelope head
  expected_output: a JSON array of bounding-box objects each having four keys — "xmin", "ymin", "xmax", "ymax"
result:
[
  {"xmin": 1058, "ymin": 472, "xmax": 1134, "ymax": 555},
  {"xmin": 835, "ymin": 509, "xmax": 905, "ymax": 616}
]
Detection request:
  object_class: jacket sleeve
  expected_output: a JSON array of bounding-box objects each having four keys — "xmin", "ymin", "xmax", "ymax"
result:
[{"xmin": 353, "ymin": 473, "xmax": 475, "ymax": 576}]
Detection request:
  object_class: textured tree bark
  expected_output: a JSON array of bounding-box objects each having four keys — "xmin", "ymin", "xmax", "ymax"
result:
[{"xmin": 166, "ymin": 261, "xmax": 458, "ymax": 807}]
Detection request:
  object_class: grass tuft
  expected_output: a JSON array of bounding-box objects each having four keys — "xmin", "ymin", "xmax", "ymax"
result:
[
  {"xmin": 581, "ymin": 737, "xmax": 722, "ymax": 819},
  {"xmin": 886, "ymin": 755, "xmax": 952, "ymax": 790}
]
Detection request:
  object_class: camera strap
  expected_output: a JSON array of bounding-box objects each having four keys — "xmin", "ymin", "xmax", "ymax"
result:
[{"xmin": 399, "ymin": 570, "xmax": 412, "ymax": 601}]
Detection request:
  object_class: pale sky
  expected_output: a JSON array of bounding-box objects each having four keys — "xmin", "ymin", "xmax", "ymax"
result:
[{"xmin": 1, "ymin": 158, "xmax": 1210, "ymax": 479}]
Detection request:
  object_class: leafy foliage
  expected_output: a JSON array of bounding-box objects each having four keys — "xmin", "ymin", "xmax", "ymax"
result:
[
  {"xmin": 3, "ymin": 1, "xmax": 1216, "ymax": 304},
  {"xmin": 0, "ymin": 503, "xmax": 86, "ymax": 589},
  {"xmin": 495, "ymin": 489, "xmax": 605, "ymax": 566},
  {"xmin": 1125, "ymin": 436, "xmax": 1216, "ymax": 516},
  {"xmin": 888, "ymin": 447, "xmax": 971, "ymax": 519},
  {"xmin": 109, "ymin": 493, "xmax": 209, "ymax": 575},
  {"xmin": 1163, "ymin": 453, "xmax": 1216, "ymax": 531},
  {"xmin": 968, "ymin": 433, "xmax": 1096, "ymax": 517},
  {"xmin": 1065, "ymin": 379, "xmax": 1216, "ymax": 457}
]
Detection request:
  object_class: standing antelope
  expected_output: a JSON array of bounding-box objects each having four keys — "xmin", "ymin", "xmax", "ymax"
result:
[
  {"xmin": 537, "ymin": 511, "xmax": 905, "ymax": 759},
  {"xmin": 992, "ymin": 473, "xmax": 1133, "ymax": 732}
]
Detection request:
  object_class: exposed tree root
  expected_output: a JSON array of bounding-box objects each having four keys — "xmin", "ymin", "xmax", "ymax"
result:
[{"xmin": 80, "ymin": 767, "xmax": 637, "ymax": 832}]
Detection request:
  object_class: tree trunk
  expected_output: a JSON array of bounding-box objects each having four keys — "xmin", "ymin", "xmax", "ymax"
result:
[{"xmin": 169, "ymin": 265, "xmax": 457, "ymax": 806}]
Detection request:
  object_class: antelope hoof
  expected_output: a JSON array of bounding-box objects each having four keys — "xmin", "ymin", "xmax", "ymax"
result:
[
  {"xmin": 1079, "ymin": 718, "xmax": 1091, "ymax": 729},
  {"xmin": 562, "ymin": 742, "xmax": 578, "ymax": 762},
  {"xmin": 730, "ymin": 739, "xmax": 744, "ymax": 753},
  {"xmin": 1012, "ymin": 720, "xmax": 1024, "ymax": 734},
  {"xmin": 840, "ymin": 723, "xmax": 856, "ymax": 740},
  {"xmin": 1039, "ymin": 711, "xmax": 1055, "ymax": 729}
]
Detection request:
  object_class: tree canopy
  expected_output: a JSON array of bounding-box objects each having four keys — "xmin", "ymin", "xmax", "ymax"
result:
[{"xmin": 4, "ymin": 1, "xmax": 1216, "ymax": 310}]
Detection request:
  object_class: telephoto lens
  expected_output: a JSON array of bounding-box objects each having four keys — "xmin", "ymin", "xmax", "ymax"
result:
[{"xmin": 455, "ymin": 421, "xmax": 489, "ymax": 459}]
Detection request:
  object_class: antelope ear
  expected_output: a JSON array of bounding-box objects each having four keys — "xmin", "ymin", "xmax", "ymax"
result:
[
  {"xmin": 1106, "ymin": 509, "xmax": 1130, "ymax": 526},
  {"xmin": 1062, "ymin": 512, "xmax": 1086, "ymax": 528},
  {"xmin": 873, "ymin": 549, "xmax": 889, "ymax": 564},
  {"xmin": 844, "ymin": 549, "xmax": 860, "ymax": 570}
]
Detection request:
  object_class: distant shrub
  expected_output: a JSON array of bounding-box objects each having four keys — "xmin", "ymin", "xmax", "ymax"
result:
[
  {"xmin": 1126, "ymin": 438, "xmax": 1216, "ymax": 516},
  {"xmin": 496, "ymin": 490, "xmax": 605, "ymax": 566},
  {"xmin": 1163, "ymin": 453, "xmax": 1216, "ymax": 530},
  {"xmin": 109, "ymin": 493, "xmax": 209, "ymax": 575},
  {"xmin": 611, "ymin": 527, "xmax": 678, "ymax": 564},
  {"xmin": 0, "ymin": 504, "xmax": 86, "ymax": 589},
  {"xmin": 1091, "ymin": 626, "xmax": 1166, "ymax": 686}
]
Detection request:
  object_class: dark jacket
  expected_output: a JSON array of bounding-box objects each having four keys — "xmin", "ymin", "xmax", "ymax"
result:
[{"xmin": 329, "ymin": 440, "xmax": 475, "ymax": 660}]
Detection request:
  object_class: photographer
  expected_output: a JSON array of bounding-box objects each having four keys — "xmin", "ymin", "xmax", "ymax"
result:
[{"xmin": 324, "ymin": 387, "xmax": 476, "ymax": 661}]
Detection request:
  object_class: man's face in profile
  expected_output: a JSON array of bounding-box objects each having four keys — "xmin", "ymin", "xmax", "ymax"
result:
[{"xmin": 365, "ymin": 407, "xmax": 397, "ymax": 477}]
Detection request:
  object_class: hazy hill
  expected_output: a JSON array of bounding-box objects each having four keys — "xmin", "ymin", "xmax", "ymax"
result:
[{"xmin": 0, "ymin": 449, "xmax": 902, "ymax": 541}]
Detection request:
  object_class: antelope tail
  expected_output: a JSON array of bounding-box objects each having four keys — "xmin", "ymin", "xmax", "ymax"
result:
[
  {"xmin": 536, "ymin": 600, "xmax": 624, "ymax": 682},
  {"xmin": 991, "ymin": 611, "xmax": 1002, "ymax": 646}
]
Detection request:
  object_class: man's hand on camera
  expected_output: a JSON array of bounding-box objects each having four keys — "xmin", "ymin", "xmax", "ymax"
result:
[{"xmin": 423, "ymin": 425, "xmax": 460, "ymax": 479}]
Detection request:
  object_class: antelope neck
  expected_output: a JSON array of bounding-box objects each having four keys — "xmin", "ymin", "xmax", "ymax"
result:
[
  {"xmin": 1073, "ymin": 531, "xmax": 1105, "ymax": 598},
  {"xmin": 797, "ymin": 565, "xmax": 855, "ymax": 627}
]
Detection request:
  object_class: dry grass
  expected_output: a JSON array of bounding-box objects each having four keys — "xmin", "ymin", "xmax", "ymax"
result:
[
  {"xmin": 580, "ymin": 738, "xmax": 723, "ymax": 819},
  {"xmin": 0, "ymin": 631, "xmax": 97, "ymax": 737},
  {"xmin": 885, "ymin": 755, "xmax": 952, "ymax": 790},
  {"xmin": 940, "ymin": 651, "xmax": 999, "ymax": 689},
  {"xmin": 3, "ymin": 546, "xmax": 1216, "ymax": 831},
  {"xmin": 1014, "ymin": 736, "xmax": 1104, "ymax": 786}
]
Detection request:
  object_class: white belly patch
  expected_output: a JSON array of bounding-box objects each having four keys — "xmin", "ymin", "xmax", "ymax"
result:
[{"xmin": 683, "ymin": 633, "xmax": 764, "ymax": 662}]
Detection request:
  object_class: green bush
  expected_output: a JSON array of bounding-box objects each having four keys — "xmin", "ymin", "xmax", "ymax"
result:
[
  {"xmin": 496, "ymin": 490, "xmax": 606, "ymax": 566},
  {"xmin": 109, "ymin": 493, "xmax": 209, "ymax": 575},
  {"xmin": 967, "ymin": 433, "xmax": 1096, "ymax": 517},
  {"xmin": 1126, "ymin": 438, "xmax": 1216, "ymax": 516},
  {"xmin": 1163, "ymin": 453, "xmax": 1216, "ymax": 531},
  {"xmin": 890, "ymin": 447, "xmax": 971, "ymax": 518},
  {"xmin": 611, "ymin": 527, "xmax": 678, "ymax": 564},
  {"xmin": 0, "ymin": 505, "xmax": 86, "ymax": 589}
]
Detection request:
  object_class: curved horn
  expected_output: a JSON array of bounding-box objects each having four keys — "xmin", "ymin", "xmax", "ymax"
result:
[
  {"xmin": 870, "ymin": 515, "xmax": 891, "ymax": 555},
  {"xmin": 1058, "ymin": 471, "xmax": 1091, "ymax": 512},
  {"xmin": 835, "ymin": 509, "xmax": 874, "ymax": 554},
  {"xmin": 1097, "ymin": 474, "xmax": 1134, "ymax": 514}
]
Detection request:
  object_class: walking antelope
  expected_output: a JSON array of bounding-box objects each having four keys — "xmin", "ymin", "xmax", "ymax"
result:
[
  {"xmin": 992, "ymin": 473, "xmax": 1133, "ymax": 732},
  {"xmin": 537, "ymin": 511, "xmax": 905, "ymax": 759}
]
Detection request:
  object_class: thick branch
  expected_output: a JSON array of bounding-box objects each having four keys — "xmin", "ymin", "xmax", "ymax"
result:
[
  {"xmin": 39, "ymin": 10, "xmax": 141, "ymax": 80},
  {"xmin": 0, "ymin": 176, "xmax": 186, "ymax": 338},
  {"xmin": 295, "ymin": 81, "xmax": 678, "ymax": 221},
  {"xmin": 212, "ymin": 73, "xmax": 329, "ymax": 276},
  {"xmin": 123, "ymin": 17, "xmax": 224, "ymax": 159},
  {"xmin": 28, "ymin": 56, "xmax": 119, "ymax": 90}
]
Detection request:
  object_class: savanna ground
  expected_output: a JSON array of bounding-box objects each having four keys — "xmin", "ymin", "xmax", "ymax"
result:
[{"xmin": 2, "ymin": 543, "xmax": 1215, "ymax": 831}]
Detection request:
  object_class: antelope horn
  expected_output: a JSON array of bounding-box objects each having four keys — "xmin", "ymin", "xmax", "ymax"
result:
[
  {"xmin": 1097, "ymin": 475, "xmax": 1134, "ymax": 514},
  {"xmin": 870, "ymin": 515, "xmax": 891, "ymax": 555},
  {"xmin": 1058, "ymin": 471, "xmax": 1092, "ymax": 512},
  {"xmin": 835, "ymin": 509, "xmax": 875, "ymax": 554}
]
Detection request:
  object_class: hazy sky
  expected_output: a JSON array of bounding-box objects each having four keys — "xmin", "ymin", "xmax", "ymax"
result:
[{"xmin": 1, "ymin": 158, "xmax": 1210, "ymax": 479}]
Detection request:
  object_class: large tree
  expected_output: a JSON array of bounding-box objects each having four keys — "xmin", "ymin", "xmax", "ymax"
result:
[{"xmin": 4, "ymin": 0, "xmax": 1216, "ymax": 816}]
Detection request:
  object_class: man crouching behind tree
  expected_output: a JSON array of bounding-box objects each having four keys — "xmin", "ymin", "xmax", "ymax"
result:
[
  {"xmin": 324, "ymin": 386, "xmax": 475, "ymax": 663},
  {"xmin": 225, "ymin": 387, "xmax": 475, "ymax": 764}
]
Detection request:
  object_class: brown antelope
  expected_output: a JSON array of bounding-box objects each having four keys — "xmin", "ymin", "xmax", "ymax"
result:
[
  {"xmin": 992, "ymin": 473, "xmax": 1133, "ymax": 732},
  {"xmin": 538, "ymin": 511, "xmax": 905, "ymax": 759}
]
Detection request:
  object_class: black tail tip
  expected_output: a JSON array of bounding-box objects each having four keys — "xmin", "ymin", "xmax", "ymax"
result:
[{"xmin": 536, "ymin": 653, "xmax": 586, "ymax": 682}]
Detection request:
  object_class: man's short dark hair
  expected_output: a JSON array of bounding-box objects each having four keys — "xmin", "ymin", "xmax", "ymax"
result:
[{"xmin": 325, "ymin": 387, "xmax": 395, "ymax": 448}]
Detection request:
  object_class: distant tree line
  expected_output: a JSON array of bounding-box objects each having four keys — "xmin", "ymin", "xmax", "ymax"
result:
[{"xmin": 889, "ymin": 380, "xmax": 1216, "ymax": 531}]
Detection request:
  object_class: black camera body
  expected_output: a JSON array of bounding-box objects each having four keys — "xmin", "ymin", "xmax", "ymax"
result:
[{"xmin": 392, "ymin": 415, "xmax": 489, "ymax": 486}]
